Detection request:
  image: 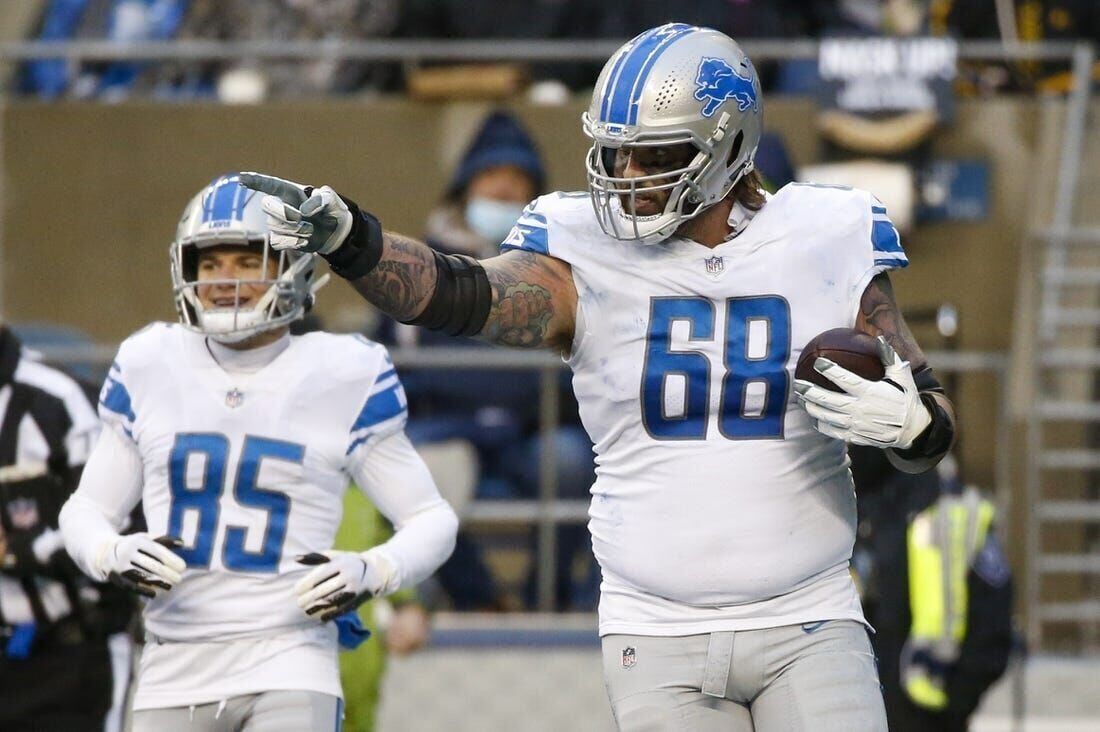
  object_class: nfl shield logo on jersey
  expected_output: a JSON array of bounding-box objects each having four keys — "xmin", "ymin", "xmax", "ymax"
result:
[
  {"xmin": 704, "ymin": 255, "xmax": 725, "ymax": 279},
  {"xmin": 621, "ymin": 646, "xmax": 636, "ymax": 669},
  {"xmin": 225, "ymin": 388, "xmax": 244, "ymax": 409}
]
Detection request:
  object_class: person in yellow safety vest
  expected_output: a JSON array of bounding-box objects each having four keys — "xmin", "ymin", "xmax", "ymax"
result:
[{"xmin": 850, "ymin": 447, "xmax": 1014, "ymax": 732}]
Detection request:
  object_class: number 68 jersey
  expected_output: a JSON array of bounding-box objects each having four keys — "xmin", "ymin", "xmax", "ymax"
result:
[
  {"xmin": 99, "ymin": 323, "xmax": 406, "ymax": 642},
  {"xmin": 503, "ymin": 184, "xmax": 908, "ymax": 637}
]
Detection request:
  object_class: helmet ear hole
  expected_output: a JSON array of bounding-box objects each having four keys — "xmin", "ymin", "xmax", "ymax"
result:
[{"xmin": 727, "ymin": 131, "xmax": 744, "ymax": 169}]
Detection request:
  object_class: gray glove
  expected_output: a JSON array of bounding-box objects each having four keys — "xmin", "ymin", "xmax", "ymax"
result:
[{"xmin": 238, "ymin": 172, "xmax": 352, "ymax": 255}]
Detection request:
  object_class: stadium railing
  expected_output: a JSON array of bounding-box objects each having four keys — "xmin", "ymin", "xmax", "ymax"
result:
[
  {"xmin": 32, "ymin": 343, "xmax": 1009, "ymax": 612},
  {"xmin": 0, "ymin": 38, "xmax": 1088, "ymax": 64}
]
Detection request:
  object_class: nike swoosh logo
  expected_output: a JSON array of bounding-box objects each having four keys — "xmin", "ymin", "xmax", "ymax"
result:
[{"xmin": 801, "ymin": 621, "xmax": 829, "ymax": 634}]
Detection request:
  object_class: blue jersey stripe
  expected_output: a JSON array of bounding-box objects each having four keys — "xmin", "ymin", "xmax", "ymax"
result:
[
  {"xmin": 874, "ymin": 257, "xmax": 909, "ymax": 268},
  {"xmin": 350, "ymin": 383, "xmax": 406, "ymax": 435},
  {"xmin": 100, "ymin": 379, "xmax": 135, "ymax": 422},
  {"xmin": 345, "ymin": 434, "xmax": 371, "ymax": 456},
  {"xmin": 604, "ymin": 24, "xmax": 693, "ymax": 125},
  {"xmin": 871, "ymin": 220, "xmax": 904, "ymax": 254},
  {"xmin": 518, "ymin": 211, "xmax": 547, "ymax": 227},
  {"xmin": 501, "ymin": 221, "xmax": 549, "ymax": 255}
]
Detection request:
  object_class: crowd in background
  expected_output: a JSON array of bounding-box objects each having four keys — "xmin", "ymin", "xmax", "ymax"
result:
[
  {"xmin": 13, "ymin": 0, "xmax": 1100, "ymax": 101},
  {"xmin": 0, "ymin": 3, "xmax": 1045, "ymax": 730}
]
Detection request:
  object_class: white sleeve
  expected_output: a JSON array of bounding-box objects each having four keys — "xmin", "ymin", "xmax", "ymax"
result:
[
  {"xmin": 348, "ymin": 430, "xmax": 458, "ymax": 595},
  {"xmin": 98, "ymin": 357, "xmax": 137, "ymax": 443},
  {"xmin": 59, "ymin": 425, "xmax": 145, "ymax": 581},
  {"xmin": 62, "ymin": 383, "xmax": 100, "ymax": 468}
]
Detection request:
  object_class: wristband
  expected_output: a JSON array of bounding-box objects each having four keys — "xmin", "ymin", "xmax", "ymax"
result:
[{"xmin": 321, "ymin": 197, "xmax": 384, "ymax": 280}]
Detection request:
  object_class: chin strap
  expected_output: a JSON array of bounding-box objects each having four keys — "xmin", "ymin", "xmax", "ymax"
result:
[{"xmin": 724, "ymin": 199, "xmax": 758, "ymax": 238}]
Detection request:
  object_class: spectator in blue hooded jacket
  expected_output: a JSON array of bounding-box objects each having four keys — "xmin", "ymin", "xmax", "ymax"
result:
[
  {"xmin": 380, "ymin": 111, "xmax": 599, "ymax": 611},
  {"xmin": 426, "ymin": 110, "xmax": 546, "ymax": 260}
]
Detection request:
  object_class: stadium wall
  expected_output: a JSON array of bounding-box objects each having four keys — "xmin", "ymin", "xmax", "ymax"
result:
[{"xmin": 2, "ymin": 97, "xmax": 1089, "ymax": 591}]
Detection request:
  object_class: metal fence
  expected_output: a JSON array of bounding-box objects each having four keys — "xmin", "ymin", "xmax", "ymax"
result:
[{"xmin": 0, "ymin": 38, "xmax": 1090, "ymax": 64}]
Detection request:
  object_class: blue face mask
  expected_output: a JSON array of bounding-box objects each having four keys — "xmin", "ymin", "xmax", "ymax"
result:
[{"xmin": 465, "ymin": 197, "xmax": 524, "ymax": 244}]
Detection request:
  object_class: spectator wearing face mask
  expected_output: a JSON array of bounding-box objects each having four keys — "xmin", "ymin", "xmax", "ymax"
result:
[
  {"xmin": 423, "ymin": 111, "xmax": 546, "ymax": 259},
  {"xmin": 381, "ymin": 111, "xmax": 599, "ymax": 612}
]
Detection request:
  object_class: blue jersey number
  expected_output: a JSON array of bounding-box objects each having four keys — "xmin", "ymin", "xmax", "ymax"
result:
[
  {"xmin": 642, "ymin": 295, "xmax": 791, "ymax": 440},
  {"xmin": 167, "ymin": 434, "xmax": 304, "ymax": 572}
]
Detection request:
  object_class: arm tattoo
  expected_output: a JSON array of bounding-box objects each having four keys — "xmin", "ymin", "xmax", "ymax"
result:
[
  {"xmin": 859, "ymin": 274, "xmax": 957, "ymax": 470},
  {"xmin": 856, "ymin": 273, "xmax": 927, "ymax": 369},
  {"xmin": 348, "ymin": 232, "xmax": 437, "ymax": 321},
  {"xmin": 480, "ymin": 252, "xmax": 575, "ymax": 350},
  {"xmin": 347, "ymin": 234, "xmax": 575, "ymax": 350}
]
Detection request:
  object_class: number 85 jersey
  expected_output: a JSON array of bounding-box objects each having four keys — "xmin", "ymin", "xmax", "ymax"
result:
[
  {"xmin": 98, "ymin": 323, "xmax": 406, "ymax": 641},
  {"xmin": 503, "ymin": 184, "xmax": 908, "ymax": 636}
]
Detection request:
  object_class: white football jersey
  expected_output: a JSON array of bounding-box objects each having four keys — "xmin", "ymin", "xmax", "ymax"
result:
[
  {"xmin": 502, "ymin": 183, "xmax": 908, "ymax": 636},
  {"xmin": 99, "ymin": 323, "xmax": 407, "ymax": 644}
]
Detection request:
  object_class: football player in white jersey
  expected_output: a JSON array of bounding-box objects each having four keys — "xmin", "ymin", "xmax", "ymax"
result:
[
  {"xmin": 58, "ymin": 175, "xmax": 458, "ymax": 731},
  {"xmin": 239, "ymin": 23, "xmax": 956, "ymax": 732}
]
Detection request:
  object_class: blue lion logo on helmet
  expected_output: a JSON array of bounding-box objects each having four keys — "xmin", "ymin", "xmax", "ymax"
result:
[{"xmin": 693, "ymin": 57, "xmax": 759, "ymax": 118}]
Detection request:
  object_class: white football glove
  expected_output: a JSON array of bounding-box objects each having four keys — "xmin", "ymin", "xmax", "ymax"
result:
[
  {"xmin": 793, "ymin": 336, "xmax": 932, "ymax": 449},
  {"xmin": 99, "ymin": 534, "xmax": 185, "ymax": 598},
  {"xmin": 238, "ymin": 172, "xmax": 352, "ymax": 255},
  {"xmin": 294, "ymin": 550, "xmax": 393, "ymax": 621}
]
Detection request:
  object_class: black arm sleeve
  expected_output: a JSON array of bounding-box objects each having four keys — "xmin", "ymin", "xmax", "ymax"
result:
[
  {"xmin": 400, "ymin": 250, "xmax": 492, "ymax": 337},
  {"xmin": 320, "ymin": 196, "xmax": 385, "ymax": 280}
]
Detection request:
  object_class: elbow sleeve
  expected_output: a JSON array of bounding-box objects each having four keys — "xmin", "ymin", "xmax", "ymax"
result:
[{"xmin": 401, "ymin": 250, "xmax": 492, "ymax": 337}]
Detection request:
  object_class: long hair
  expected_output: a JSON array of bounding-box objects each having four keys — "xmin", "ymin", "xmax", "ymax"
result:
[{"xmin": 733, "ymin": 169, "xmax": 766, "ymax": 211}]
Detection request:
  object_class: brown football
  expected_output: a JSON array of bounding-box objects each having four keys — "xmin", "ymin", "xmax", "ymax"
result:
[{"xmin": 795, "ymin": 328, "xmax": 885, "ymax": 392}]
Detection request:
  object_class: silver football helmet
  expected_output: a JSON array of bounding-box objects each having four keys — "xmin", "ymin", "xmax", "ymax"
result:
[
  {"xmin": 170, "ymin": 175, "xmax": 326, "ymax": 343},
  {"xmin": 583, "ymin": 23, "xmax": 763, "ymax": 244}
]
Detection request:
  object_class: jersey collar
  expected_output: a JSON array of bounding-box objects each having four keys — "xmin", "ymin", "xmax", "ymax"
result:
[{"xmin": 205, "ymin": 333, "xmax": 291, "ymax": 376}]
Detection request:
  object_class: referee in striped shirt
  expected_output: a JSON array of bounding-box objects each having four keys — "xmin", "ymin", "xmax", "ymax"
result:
[{"xmin": 0, "ymin": 325, "xmax": 133, "ymax": 731}]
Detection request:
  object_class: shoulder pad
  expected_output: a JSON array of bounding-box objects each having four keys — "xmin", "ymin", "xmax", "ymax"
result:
[
  {"xmin": 501, "ymin": 192, "xmax": 591, "ymax": 256},
  {"xmin": 114, "ymin": 322, "xmax": 177, "ymax": 370},
  {"xmin": 304, "ymin": 332, "xmax": 392, "ymax": 385}
]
